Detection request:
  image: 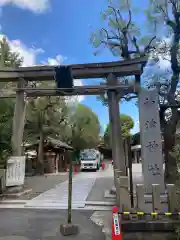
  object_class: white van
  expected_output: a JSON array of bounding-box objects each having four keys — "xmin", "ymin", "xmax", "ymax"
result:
[{"xmin": 80, "ymin": 149, "xmax": 102, "ymax": 171}]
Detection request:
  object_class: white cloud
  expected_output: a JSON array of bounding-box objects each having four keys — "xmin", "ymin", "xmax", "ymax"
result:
[
  {"xmin": 0, "ymin": 34, "xmax": 43, "ymax": 66},
  {"xmin": 46, "ymin": 55, "xmax": 67, "ymax": 66},
  {"xmin": 72, "ymin": 79, "xmax": 85, "ymax": 103},
  {"xmin": 0, "ymin": 0, "xmax": 49, "ymax": 13},
  {"xmin": 42, "ymin": 55, "xmax": 85, "ymax": 103},
  {"xmin": 0, "ymin": 34, "xmax": 85, "ymax": 103},
  {"xmin": 142, "ymin": 36, "xmax": 173, "ymax": 82},
  {"xmin": 64, "ymin": 79, "xmax": 85, "ymax": 104}
]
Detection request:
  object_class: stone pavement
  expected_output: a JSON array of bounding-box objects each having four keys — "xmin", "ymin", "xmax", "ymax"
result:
[
  {"xmin": 25, "ymin": 172, "xmax": 97, "ymax": 208},
  {"xmin": 25, "ymin": 163, "xmax": 114, "ymax": 209},
  {"xmin": 0, "ymin": 209, "xmax": 105, "ymax": 240},
  {"xmin": 20, "ymin": 173, "xmax": 68, "ymax": 200}
]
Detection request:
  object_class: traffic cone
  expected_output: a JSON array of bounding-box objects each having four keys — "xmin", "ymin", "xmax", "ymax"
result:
[{"xmin": 112, "ymin": 206, "xmax": 122, "ymax": 240}]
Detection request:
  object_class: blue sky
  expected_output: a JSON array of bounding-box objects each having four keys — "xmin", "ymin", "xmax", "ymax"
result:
[{"xmin": 0, "ymin": 0, "xmax": 151, "ymax": 134}]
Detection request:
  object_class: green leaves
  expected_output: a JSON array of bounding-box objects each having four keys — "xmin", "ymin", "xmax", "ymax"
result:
[
  {"xmin": 66, "ymin": 104, "xmax": 101, "ymax": 151},
  {"xmin": 0, "ymin": 98, "xmax": 14, "ymax": 162},
  {"xmin": 104, "ymin": 114, "xmax": 134, "ymax": 147},
  {"xmin": 0, "ymin": 37, "xmax": 23, "ymax": 68},
  {"xmin": 0, "ymin": 38, "xmax": 23, "ymax": 163},
  {"xmin": 24, "ymin": 94, "xmax": 68, "ymax": 143},
  {"xmin": 24, "ymin": 97, "xmax": 101, "ymax": 153},
  {"xmin": 90, "ymin": 0, "xmax": 146, "ymax": 59}
]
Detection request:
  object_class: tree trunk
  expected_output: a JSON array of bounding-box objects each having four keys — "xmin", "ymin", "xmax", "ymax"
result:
[
  {"xmin": 37, "ymin": 130, "xmax": 44, "ymax": 175},
  {"xmin": 164, "ymin": 129, "xmax": 177, "ymax": 183},
  {"xmin": 164, "ymin": 109, "xmax": 178, "ymax": 183}
]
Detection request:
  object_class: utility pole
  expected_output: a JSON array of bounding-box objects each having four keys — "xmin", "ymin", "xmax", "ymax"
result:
[{"xmin": 107, "ymin": 73, "xmax": 126, "ymax": 175}]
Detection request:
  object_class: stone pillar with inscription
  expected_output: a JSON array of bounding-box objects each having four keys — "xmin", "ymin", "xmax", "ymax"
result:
[{"xmin": 139, "ymin": 88, "xmax": 165, "ymax": 193}]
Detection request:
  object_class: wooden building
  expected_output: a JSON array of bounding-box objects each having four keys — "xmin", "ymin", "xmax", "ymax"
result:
[{"xmin": 25, "ymin": 137, "xmax": 73, "ymax": 174}]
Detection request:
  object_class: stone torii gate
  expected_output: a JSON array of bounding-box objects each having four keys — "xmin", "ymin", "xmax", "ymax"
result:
[{"xmin": 0, "ymin": 57, "xmax": 147, "ymax": 192}]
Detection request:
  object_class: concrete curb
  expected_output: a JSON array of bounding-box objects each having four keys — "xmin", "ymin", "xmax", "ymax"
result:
[
  {"xmin": 0, "ymin": 188, "xmax": 32, "ymax": 198},
  {"xmin": 90, "ymin": 211, "xmax": 112, "ymax": 240},
  {"xmin": 102, "ymin": 227, "xmax": 111, "ymax": 240},
  {"xmin": 0, "ymin": 199, "xmax": 28, "ymax": 204}
]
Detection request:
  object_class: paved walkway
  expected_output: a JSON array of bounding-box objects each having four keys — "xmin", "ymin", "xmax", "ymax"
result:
[
  {"xmin": 26, "ymin": 172, "xmax": 96, "ymax": 209},
  {"xmin": 25, "ymin": 164, "xmax": 113, "ymax": 209},
  {"xmin": 20, "ymin": 173, "xmax": 68, "ymax": 200}
]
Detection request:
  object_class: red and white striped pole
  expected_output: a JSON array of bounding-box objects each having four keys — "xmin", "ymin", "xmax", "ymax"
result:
[{"xmin": 112, "ymin": 206, "xmax": 122, "ymax": 240}]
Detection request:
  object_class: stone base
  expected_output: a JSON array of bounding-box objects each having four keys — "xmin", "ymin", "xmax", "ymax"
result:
[
  {"xmin": 109, "ymin": 186, "xmax": 116, "ymax": 195},
  {"xmin": 60, "ymin": 223, "xmax": 79, "ymax": 236},
  {"xmin": 124, "ymin": 232, "xmax": 176, "ymax": 240},
  {"xmin": 104, "ymin": 190, "xmax": 116, "ymax": 199},
  {"xmin": 6, "ymin": 186, "xmax": 24, "ymax": 194},
  {"xmin": 121, "ymin": 220, "xmax": 178, "ymax": 232},
  {"xmin": 1, "ymin": 188, "xmax": 32, "ymax": 198}
]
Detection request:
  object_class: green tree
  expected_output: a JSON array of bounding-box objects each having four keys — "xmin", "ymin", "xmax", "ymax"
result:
[
  {"xmin": 0, "ymin": 37, "xmax": 23, "ymax": 68},
  {"xmin": 0, "ymin": 99, "xmax": 14, "ymax": 166},
  {"xmin": 144, "ymin": 0, "xmax": 180, "ymax": 183},
  {"xmin": 0, "ymin": 37, "xmax": 23, "ymax": 164},
  {"xmin": 64, "ymin": 104, "xmax": 101, "ymax": 152},
  {"xmin": 24, "ymin": 92, "xmax": 69, "ymax": 174},
  {"xmin": 90, "ymin": 0, "xmax": 156, "ymax": 104},
  {"xmin": 104, "ymin": 114, "xmax": 134, "ymax": 147},
  {"xmin": 91, "ymin": 0, "xmax": 180, "ymax": 183}
]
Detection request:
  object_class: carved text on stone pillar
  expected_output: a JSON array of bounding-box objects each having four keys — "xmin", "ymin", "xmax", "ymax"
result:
[
  {"xmin": 148, "ymin": 163, "xmax": 161, "ymax": 176},
  {"xmin": 146, "ymin": 141, "xmax": 159, "ymax": 152},
  {"xmin": 145, "ymin": 118, "xmax": 157, "ymax": 130},
  {"xmin": 139, "ymin": 89, "xmax": 164, "ymax": 193}
]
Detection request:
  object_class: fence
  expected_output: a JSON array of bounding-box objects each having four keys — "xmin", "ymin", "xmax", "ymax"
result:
[{"xmin": 115, "ymin": 170, "xmax": 179, "ymax": 220}]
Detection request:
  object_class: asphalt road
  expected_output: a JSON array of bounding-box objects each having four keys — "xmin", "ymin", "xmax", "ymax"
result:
[
  {"xmin": 87, "ymin": 176, "xmax": 114, "ymax": 202},
  {"xmin": 0, "ymin": 209, "xmax": 105, "ymax": 240},
  {"xmin": 87, "ymin": 163, "xmax": 114, "ymax": 202}
]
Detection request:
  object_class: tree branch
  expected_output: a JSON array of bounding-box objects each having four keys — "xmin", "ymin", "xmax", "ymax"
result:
[
  {"xmin": 125, "ymin": 0, "xmax": 132, "ymax": 29},
  {"xmin": 166, "ymin": 20, "xmax": 176, "ymax": 31},
  {"xmin": 108, "ymin": 6, "xmax": 122, "ymax": 35},
  {"xmin": 161, "ymin": 104, "xmax": 180, "ymax": 109},
  {"xmin": 153, "ymin": 0, "xmax": 169, "ymax": 21},
  {"xmin": 132, "ymin": 36, "xmax": 140, "ymax": 53},
  {"xmin": 101, "ymin": 28, "xmax": 121, "ymax": 41},
  {"xmin": 144, "ymin": 36, "xmax": 156, "ymax": 52}
]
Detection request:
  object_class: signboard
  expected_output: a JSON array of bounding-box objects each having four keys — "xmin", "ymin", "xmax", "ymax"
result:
[
  {"xmin": 113, "ymin": 213, "xmax": 120, "ymax": 235},
  {"xmin": 6, "ymin": 156, "xmax": 26, "ymax": 186}
]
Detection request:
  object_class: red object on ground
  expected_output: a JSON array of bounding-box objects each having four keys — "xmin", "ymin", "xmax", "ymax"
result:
[
  {"xmin": 112, "ymin": 206, "xmax": 122, "ymax": 240},
  {"xmin": 74, "ymin": 165, "xmax": 78, "ymax": 175},
  {"xmin": 101, "ymin": 162, "xmax": 105, "ymax": 170}
]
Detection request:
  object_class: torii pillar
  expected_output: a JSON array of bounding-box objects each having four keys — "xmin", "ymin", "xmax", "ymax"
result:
[
  {"xmin": 107, "ymin": 73, "xmax": 126, "ymax": 175},
  {"xmin": 6, "ymin": 78, "xmax": 27, "ymax": 191}
]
